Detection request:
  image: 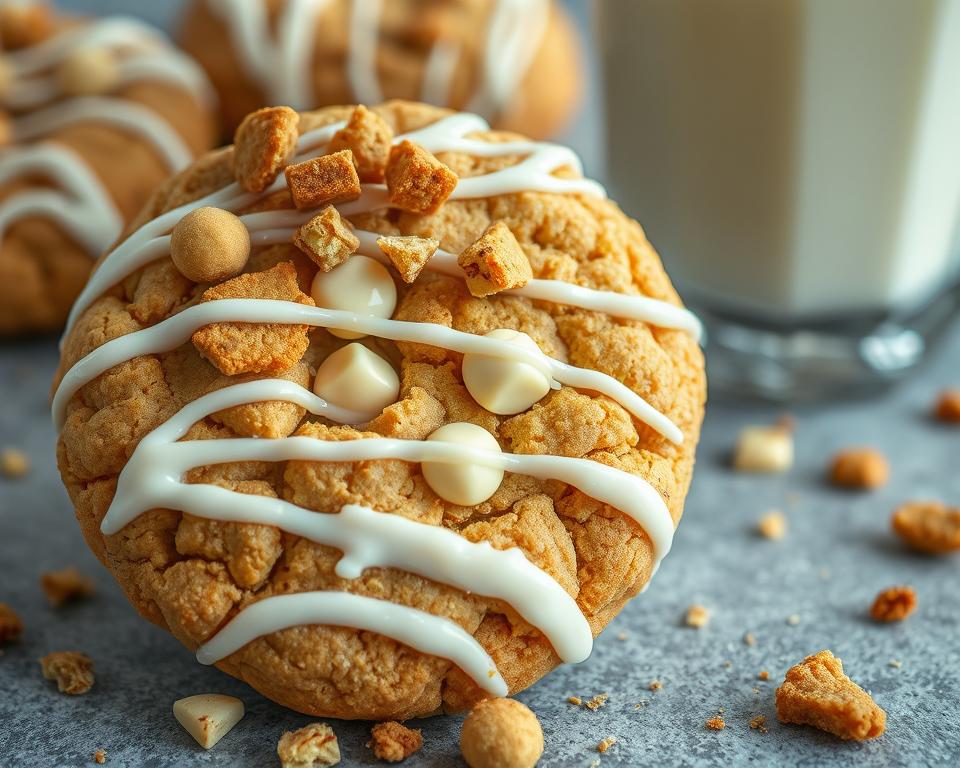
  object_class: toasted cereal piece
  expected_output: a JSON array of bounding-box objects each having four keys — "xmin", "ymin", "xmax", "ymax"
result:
[
  {"xmin": 705, "ymin": 716, "xmax": 726, "ymax": 731},
  {"xmin": 233, "ymin": 106, "xmax": 300, "ymax": 193},
  {"xmin": 757, "ymin": 510, "xmax": 787, "ymax": 540},
  {"xmin": 40, "ymin": 567, "xmax": 95, "ymax": 607},
  {"xmin": 828, "ymin": 447, "xmax": 889, "ymax": 490},
  {"xmin": 0, "ymin": 2, "xmax": 53, "ymax": 49},
  {"xmin": 385, "ymin": 140, "xmax": 458, "ymax": 214},
  {"xmin": 293, "ymin": 206, "xmax": 359, "ymax": 271},
  {"xmin": 0, "ymin": 602, "xmax": 23, "ymax": 644},
  {"xmin": 870, "ymin": 586, "xmax": 917, "ymax": 622},
  {"xmin": 192, "ymin": 262, "xmax": 314, "ymax": 376},
  {"xmin": 1, "ymin": 447, "xmax": 29, "ymax": 478},
  {"xmin": 377, "ymin": 235, "xmax": 439, "ymax": 283},
  {"xmin": 457, "ymin": 222, "xmax": 532, "ymax": 297},
  {"xmin": 277, "ymin": 723, "xmax": 340, "ymax": 768},
  {"xmin": 891, "ymin": 501, "xmax": 960, "ymax": 554},
  {"xmin": 92, "ymin": 749, "xmax": 107, "ymax": 764},
  {"xmin": 934, "ymin": 389, "xmax": 960, "ymax": 423},
  {"xmin": 460, "ymin": 698, "xmax": 543, "ymax": 768},
  {"xmin": 40, "ymin": 651, "xmax": 95, "ymax": 695},
  {"xmin": 285, "ymin": 150, "xmax": 361, "ymax": 210},
  {"xmin": 733, "ymin": 425, "xmax": 793, "ymax": 473},
  {"xmin": 173, "ymin": 694, "xmax": 245, "ymax": 749},
  {"xmin": 368, "ymin": 721, "xmax": 423, "ymax": 763},
  {"xmin": 328, "ymin": 105, "xmax": 394, "ymax": 183},
  {"xmin": 775, "ymin": 650, "xmax": 886, "ymax": 740},
  {"xmin": 170, "ymin": 207, "xmax": 251, "ymax": 283},
  {"xmin": 685, "ymin": 605, "xmax": 710, "ymax": 629}
]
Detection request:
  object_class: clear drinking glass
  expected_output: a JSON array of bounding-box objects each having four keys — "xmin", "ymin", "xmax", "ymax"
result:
[{"xmin": 597, "ymin": 0, "xmax": 960, "ymax": 399}]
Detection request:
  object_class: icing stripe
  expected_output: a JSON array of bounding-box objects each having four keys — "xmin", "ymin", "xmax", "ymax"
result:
[
  {"xmin": 194, "ymin": 591, "xmax": 508, "ymax": 696},
  {"xmin": 347, "ymin": 0, "xmax": 384, "ymax": 105}
]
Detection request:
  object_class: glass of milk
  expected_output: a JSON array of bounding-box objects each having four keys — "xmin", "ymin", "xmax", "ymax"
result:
[{"xmin": 598, "ymin": 0, "xmax": 960, "ymax": 399}]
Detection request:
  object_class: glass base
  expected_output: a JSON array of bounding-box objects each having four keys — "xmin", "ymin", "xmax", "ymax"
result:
[{"xmin": 698, "ymin": 284, "xmax": 960, "ymax": 402}]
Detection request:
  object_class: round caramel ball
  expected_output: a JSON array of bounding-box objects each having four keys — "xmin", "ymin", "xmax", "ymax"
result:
[
  {"xmin": 460, "ymin": 698, "xmax": 544, "ymax": 768},
  {"xmin": 170, "ymin": 207, "xmax": 251, "ymax": 284},
  {"xmin": 57, "ymin": 47, "xmax": 119, "ymax": 97}
]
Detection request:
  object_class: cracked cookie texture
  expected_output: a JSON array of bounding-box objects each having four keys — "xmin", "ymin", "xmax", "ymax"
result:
[{"xmin": 55, "ymin": 101, "xmax": 705, "ymax": 719}]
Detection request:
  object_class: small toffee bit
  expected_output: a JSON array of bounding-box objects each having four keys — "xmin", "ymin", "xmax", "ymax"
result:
[
  {"xmin": 368, "ymin": 721, "xmax": 422, "ymax": 763},
  {"xmin": 596, "ymin": 736, "xmax": 617, "ymax": 754},
  {"xmin": 40, "ymin": 651, "xmax": 94, "ymax": 695},
  {"xmin": 233, "ymin": 106, "xmax": 300, "ymax": 193},
  {"xmin": 377, "ymin": 235, "xmax": 439, "ymax": 283},
  {"xmin": 40, "ymin": 567, "xmax": 94, "ymax": 607},
  {"xmin": 293, "ymin": 206, "xmax": 359, "ymax": 272},
  {"xmin": 749, "ymin": 715, "xmax": 768, "ymax": 733},
  {"xmin": 891, "ymin": 501, "xmax": 960, "ymax": 554},
  {"xmin": 705, "ymin": 716, "xmax": 726, "ymax": 731},
  {"xmin": 870, "ymin": 586, "xmax": 917, "ymax": 622},
  {"xmin": 385, "ymin": 140, "xmax": 458, "ymax": 215},
  {"xmin": 0, "ymin": 602, "xmax": 23, "ymax": 644},
  {"xmin": 733, "ymin": 424, "xmax": 793, "ymax": 473},
  {"xmin": 758, "ymin": 671, "xmax": 770, "ymax": 681},
  {"xmin": 457, "ymin": 221, "xmax": 532, "ymax": 298},
  {"xmin": 1, "ymin": 447, "xmax": 29, "ymax": 478},
  {"xmin": 285, "ymin": 150, "xmax": 362, "ymax": 210},
  {"xmin": 828, "ymin": 447, "xmax": 890, "ymax": 490},
  {"xmin": 277, "ymin": 722, "xmax": 340, "ymax": 768},
  {"xmin": 685, "ymin": 604, "xmax": 710, "ymax": 629},
  {"xmin": 756, "ymin": 510, "xmax": 787, "ymax": 540},
  {"xmin": 933, "ymin": 389, "xmax": 960, "ymax": 423}
]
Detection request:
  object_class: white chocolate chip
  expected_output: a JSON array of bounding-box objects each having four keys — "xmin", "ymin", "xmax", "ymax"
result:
[
  {"xmin": 422, "ymin": 423, "xmax": 504, "ymax": 506},
  {"xmin": 173, "ymin": 694, "xmax": 244, "ymax": 750},
  {"xmin": 461, "ymin": 328, "xmax": 552, "ymax": 415},
  {"xmin": 313, "ymin": 343, "xmax": 399, "ymax": 417},
  {"xmin": 310, "ymin": 255, "xmax": 397, "ymax": 340},
  {"xmin": 57, "ymin": 47, "xmax": 118, "ymax": 97},
  {"xmin": 732, "ymin": 426, "xmax": 793, "ymax": 473}
]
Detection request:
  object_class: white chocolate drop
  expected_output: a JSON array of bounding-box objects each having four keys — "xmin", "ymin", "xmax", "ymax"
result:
[
  {"xmin": 310, "ymin": 255, "xmax": 397, "ymax": 340},
  {"xmin": 462, "ymin": 328, "xmax": 553, "ymax": 415},
  {"xmin": 422, "ymin": 423, "xmax": 504, "ymax": 506},
  {"xmin": 172, "ymin": 693, "xmax": 244, "ymax": 750},
  {"xmin": 313, "ymin": 343, "xmax": 399, "ymax": 419}
]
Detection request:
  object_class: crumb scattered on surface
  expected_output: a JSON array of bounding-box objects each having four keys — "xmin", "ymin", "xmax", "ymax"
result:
[
  {"xmin": 585, "ymin": 693, "xmax": 609, "ymax": 711},
  {"xmin": 819, "ymin": 567, "xmax": 832, "ymax": 580},
  {"xmin": 368, "ymin": 721, "xmax": 422, "ymax": 763},
  {"xmin": 758, "ymin": 671, "xmax": 770, "ymax": 681},
  {"xmin": 459, "ymin": 698, "xmax": 543, "ymax": 768},
  {"xmin": 92, "ymin": 749, "xmax": 106, "ymax": 764},
  {"xmin": 889, "ymin": 659, "xmax": 902, "ymax": 669},
  {"xmin": 705, "ymin": 716, "xmax": 726, "ymax": 730},
  {"xmin": 649, "ymin": 680, "xmax": 662, "ymax": 692},
  {"xmin": 40, "ymin": 567, "xmax": 94, "ymax": 607},
  {"xmin": 277, "ymin": 722, "xmax": 340, "ymax": 768},
  {"xmin": 775, "ymin": 650, "xmax": 886, "ymax": 741},
  {"xmin": 685, "ymin": 604, "xmax": 710, "ymax": 629},
  {"xmin": 829, "ymin": 447, "xmax": 890, "ymax": 490},
  {"xmin": 733, "ymin": 425, "xmax": 793, "ymax": 473},
  {"xmin": 757, "ymin": 510, "xmax": 787, "ymax": 540},
  {"xmin": 1, "ymin": 447, "xmax": 29, "ymax": 478},
  {"xmin": 617, "ymin": 631, "xmax": 628, "ymax": 641},
  {"xmin": 891, "ymin": 501, "xmax": 960, "ymax": 554},
  {"xmin": 786, "ymin": 614, "xmax": 801, "ymax": 626},
  {"xmin": 934, "ymin": 389, "xmax": 960, "ymax": 423},
  {"xmin": 870, "ymin": 586, "xmax": 917, "ymax": 622},
  {"xmin": 0, "ymin": 602, "xmax": 23, "ymax": 644},
  {"xmin": 293, "ymin": 206, "xmax": 359, "ymax": 271},
  {"xmin": 722, "ymin": 660, "xmax": 733, "ymax": 669},
  {"xmin": 377, "ymin": 235, "xmax": 439, "ymax": 283},
  {"xmin": 744, "ymin": 632, "xmax": 756, "ymax": 646},
  {"xmin": 567, "ymin": 696, "xmax": 582, "ymax": 706},
  {"xmin": 40, "ymin": 651, "xmax": 94, "ymax": 695},
  {"xmin": 749, "ymin": 715, "xmax": 768, "ymax": 733},
  {"xmin": 597, "ymin": 736, "xmax": 617, "ymax": 753}
]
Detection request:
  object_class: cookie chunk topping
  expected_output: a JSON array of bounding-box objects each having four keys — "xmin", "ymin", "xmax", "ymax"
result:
[
  {"xmin": 385, "ymin": 140, "xmax": 458, "ymax": 214},
  {"xmin": 234, "ymin": 106, "xmax": 300, "ymax": 193},
  {"xmin": 458, "ymin": 221, "xmax": 532, "ymax": 297}
]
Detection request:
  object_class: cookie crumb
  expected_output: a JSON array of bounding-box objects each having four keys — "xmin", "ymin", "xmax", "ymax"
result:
[
  {"xmin": 278, "ymin": 723, "xmax": 340, "ymax": 768},
  {"xmin": 385, "ymin": 140, "xmax": 458, "ymax": 214},
  {"xmin": 758, "ymin": 671, "xmax": 770, "ymax": 681},
  {"xmin": 934, "ymin": 389, "xmax": 960, "ymax": 423},
  {"xmin": 733, "ymin": 425, "xmax": 793, "ymax": 473},
  {"xmin": 743, "ymin": 632, "xmax": 757, "ymax": 646},
  {"xmin": 749, "ymin": 715, "xmax": 768, "ymax": 733},
  {"xmin": 617, "ymin": 631, "xmax": 629, "ymax": 641},
  {"xmin": 889, "ymin": 659, "xmax": 903, "ymax": 669},
  {"xmin": 368, "ymin": 721, "xmax": 422, "ymax": 762},
  {"xmin": 458, "ymin": 221, "xmax": 532, "ymax": 297},
  {"xmin": 585, "ymin": 693, "xmax": 609, "ymax": 711},
  {"xmin": 828, "ymin": 447, "xmax": 889, "ymax": 490},
  {"xmin": 233, "ymin": 106, "xmax": 300, "ymax": 193},
  {"xmin": 377, "ymin": 235, "xmax": 439, "ymax": 283},
  {"xmin": 870, "ymin": 586, "xmax": 917, "ymax": 622},
  {"xmin": 786, "ymin": 614, "xmax": 801, "ymax": 626},
  {"xmin": 685, "ymin": 604, "xmax": 710, "ymax": 629},
  {"xmin": 775, "ymin": 650, "xmax": 886, "ymax": 740},
  {"xmin": 460, "ymin": 698, "xmax": 543, "ymax": 768},
  {"xmin": 596, "ymin": 736, "xmax": 617, "ymax": 753},
  {"xmin": 891, "ymin": 501, "xmax": 960, "ymax": 554},
  {"xmin": 567, "ymin": 696, "xmax": 582, "ymax": 706},
  {"xmin": 756, "ymin": 510, "xmax": 787, "ymax": 540},
  {"xmin": 40, "ymin": 567, "xmax": 94, "ymax": 607},
  {"xmin": 328, "ymin": 105, "xmax": 394, "ymax": 183},
  {"xmin": 0, "ymin": 602, "xmax": 23, "ymax": 644},
  {"xmin": 92, "ymin": 749, "xmax": 107, "ymax": 764},
  {"xmin": 649, "ymin": 680, "xmax": 662, "ymax": 692},
  {"xmin": 285, "ymin": 150, "xmax": 362, "ymax": 210},
  {"xmin": 819, "ymin": 567, "xmax": 832, "ymax": 581},
  {"xmin": 1, "ymin": 447, "xmax": 29, "ymax": 478},
  {"xmin": 705, "ymin": 716, "xmax": 726, "ymax": 730},
  {"xmin": 293, "ymin": 206, "xmax": 359, "ymax": 271},
  {"xmin": 40, "ymin": 651, "xmax": 94, "ymax": 695}
]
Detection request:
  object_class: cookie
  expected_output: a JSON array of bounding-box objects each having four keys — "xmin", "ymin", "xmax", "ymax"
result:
[
  {"xmin": 0, "ymin": 3, "xmax": 216, "ymax": 334},
  {"xmin": 178, "ymin": 0, "xmax": 582, "ymax": 138},
  {"xmin": 54, "ymin": 101, "xmax": 706, "ymax": 720}
]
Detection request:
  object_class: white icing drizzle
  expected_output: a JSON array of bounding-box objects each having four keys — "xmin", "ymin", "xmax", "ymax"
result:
[
  {"xmin": 347, "ymin": 0, "xmax": 383, "ymax": 106},
  {"xmin": 195, "ymin": 591, "xmax": 508, "ymax": 696},
  {"xmin": 420, "ymin": 38, "xmax": 460, "ymax": 107}
]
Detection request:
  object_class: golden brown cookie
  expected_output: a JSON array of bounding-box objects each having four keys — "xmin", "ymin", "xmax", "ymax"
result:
[
  {"xmin": 178, "ymin": 0, "xmax": 582, "ymax": 138},
  {"xmin": 54, "ymin": 101, "xmax": 705, "ymax": 720},
  {"xmin": 0, "ymin": 5, "xmax": 216, "ymax": 335}
]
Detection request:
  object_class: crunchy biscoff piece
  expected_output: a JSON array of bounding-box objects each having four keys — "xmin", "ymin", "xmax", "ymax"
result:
[
  {"xmin": 460, "ymin": 698, "xmax": 543, "ymax": 768},
  {"xmin": 457, "ymin": 222, "xmax": 533, "ymax": 297},
  {"xmin": 285, "ymin": 150, "xmax": 361, "ymax": 210},
  {"xmin": 733, "ymin": 425, "xmax": 793, "ymax": 473},
  {"xmin": 1, "ymin": 447, "xmax": 29, "ymax": 478},
  {"xmin": 0, "ymin": 602, "xmax": 23, "ymax": 644},
  {"xmin": 685, "ymin": 604, "xmax": 710, "ymax": 629},
  {"xmin": 934, "ymin": 389, "xmax": 960, "ymax": 423},
  {"xmin": 870, "ymin": 586, "xmax": 917, "ymax": 622},
  {"xmin": 93, "ymin": 749, "xmax": 107, "ymax": 764},
  {"xmin": 585, "ymin": 693, "xmax": 609, "ymax": 711},
  {"xmin": 758, "ymin": 671, "xmax": 770, "ymax": 681},
  {"xmin": 40, "ymin": 651, "xmax": 95, "ymax": 695},
  {"xmin": 649, "ymin": 680, "xmax": 663, "ymax": 691},
  {"xmin": 278, "ymin": 723, "xmax": 340, "ymax": 768},
  {"xmin": 328, "ymin": 105, "xmax": 394, "ymax": 183},
  {"xmin": 891, "ymin": 501, "xmax": 960, "ymax": 554},
  {"xmin": 749, "ymin": 715, "xmax": 768, "ymax": 733},
  {"xmin": 705, "ymin": 716, "xmax": 726, "ymax": 731},
  {"xmin": 829, "ymin": 447, "xmax": 889, "ymax": 490},
  {"xmin": 757, "ymin": 510, "xmax": 787, "ymax": 540},
  {"xmin": 596, "ymin": 736, "xmax": 617, "ymax": 753},
  {"xmin": 377, "ymin": 235, "xmax": 439, "ymax": 283},
  {"xmin": 385, "ymin": 140, "xmax": 458, "ymax": 214},
  {"xmin": 192, "ymin": 262, "xmax": 314, "ymax": 376},
  {"xmin": 41, "ymin": 567, "xmax": 95, "ymax": 607},
  {"xmin": 775, "ymin": 650, "xmax": 886, "ymax": 740},
  {"xmin": 368, "ymin": 721, "xmax": 423, "ymax": 762},
  {"xmin": 293, "ymin": 206, "xmax": 359, "ymax": 271},
  {"xmin": 567, "ymin": 696, "xmax": 582, "ymax": 706},
  {"xmin": 233, "ymin": 106, "xmax": 300, "ymax": 193}
]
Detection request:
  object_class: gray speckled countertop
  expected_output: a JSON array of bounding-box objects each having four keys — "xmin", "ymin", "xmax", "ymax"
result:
[{"xmin": 2, "ymin": 324, "xmax": 959, "ymax": 767}]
